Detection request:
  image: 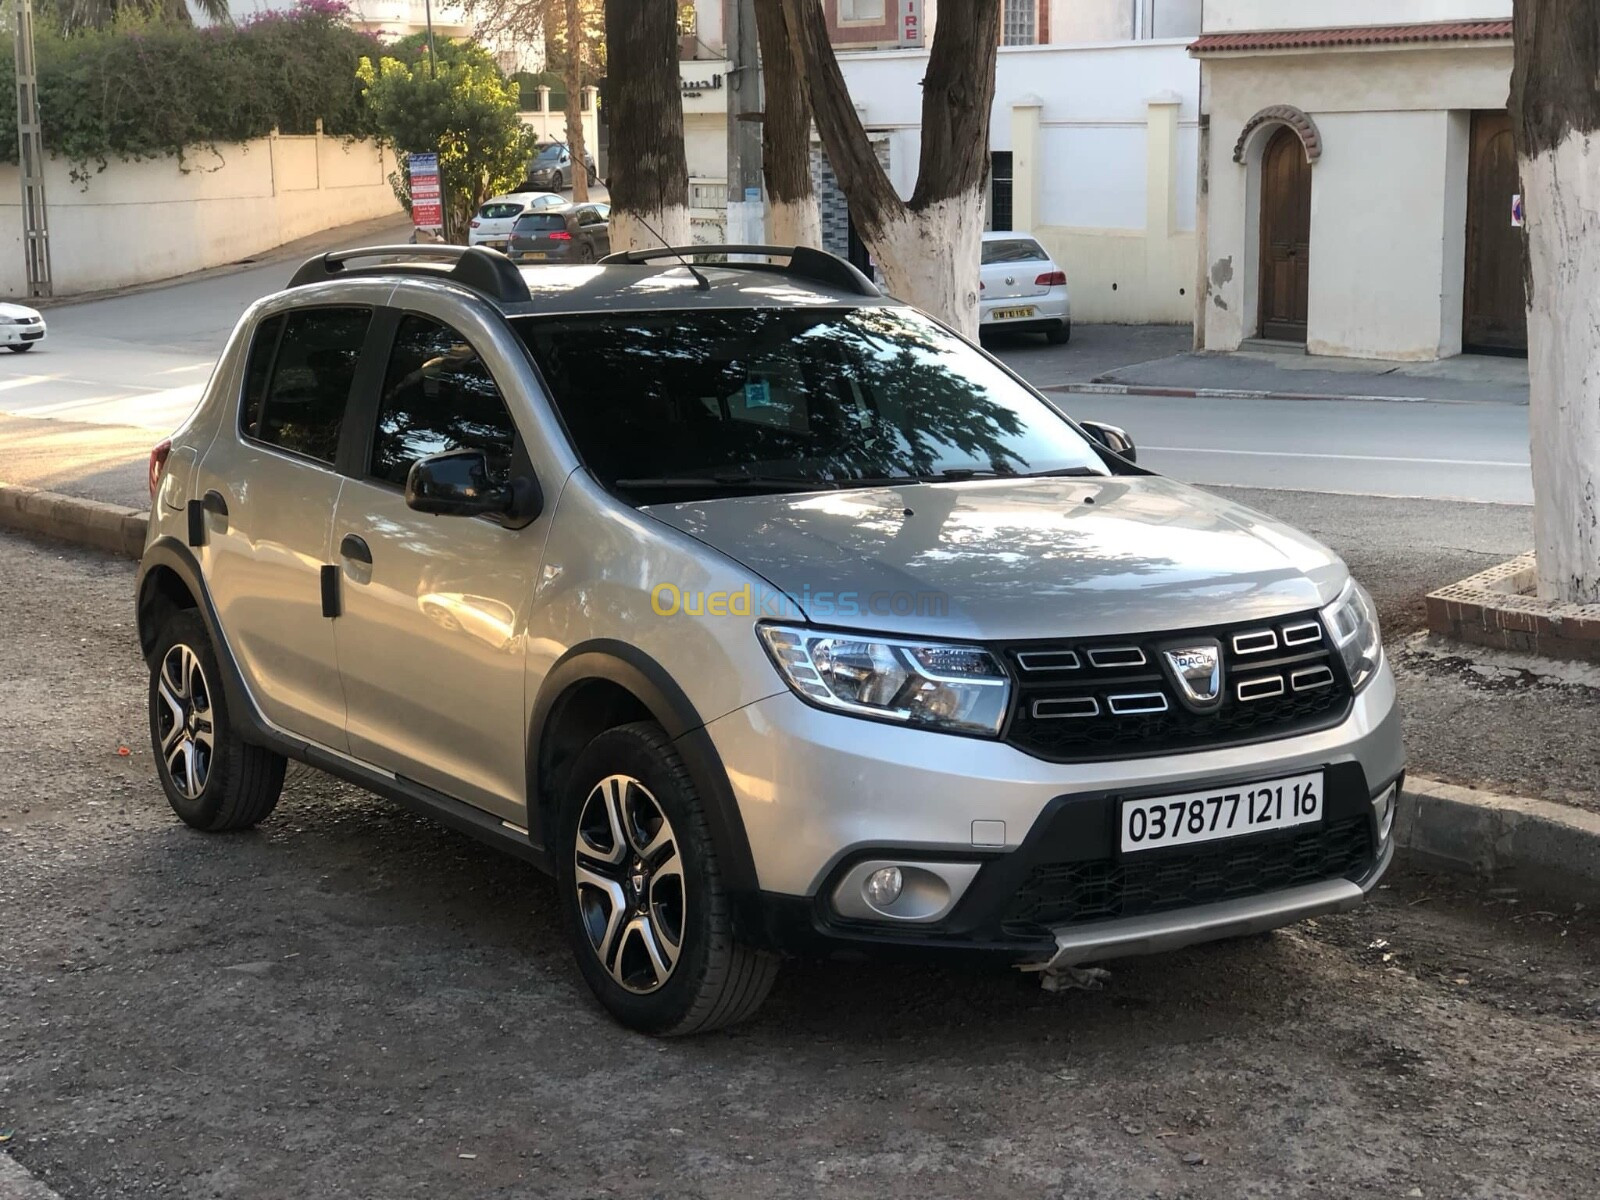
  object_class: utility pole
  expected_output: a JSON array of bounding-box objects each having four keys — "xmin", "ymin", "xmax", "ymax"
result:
[
  {"xmin": 725, "ymin": 0, "xmax": 764, "ymax": 247},
  {"xmin": 12, "ymin": 0, "xmax": 50, "ymax": 298}
]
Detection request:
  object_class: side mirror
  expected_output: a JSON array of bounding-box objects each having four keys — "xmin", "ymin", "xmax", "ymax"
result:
[
  {"xmin": 1080, "ymin": 420, "xmax": 1137, "ymax": 464},
  {"xmin": 405, "ymin": 449, "xmax": 542, "ymax": 523}
]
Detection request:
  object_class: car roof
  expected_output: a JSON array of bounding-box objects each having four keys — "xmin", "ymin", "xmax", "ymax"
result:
[
  {"xmin": 482, "ymin": 192, "xmax": 560, "ymax": 206},
  {"xmin": 981, "ymin": 230, "xmax": 1044, "ymax": 242},
  {"xmin": 502, "ymin": 264, "xmax": 892, "ymax": 316}
]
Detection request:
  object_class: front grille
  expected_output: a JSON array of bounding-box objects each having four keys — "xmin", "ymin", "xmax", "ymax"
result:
[
  {"xmin": 999, "ymin": 610, "xmax": 1352, "ymax": 762},
  {"xmin": 1001, "ymin": 816, "xmax": 1374, "ymax": 931}
]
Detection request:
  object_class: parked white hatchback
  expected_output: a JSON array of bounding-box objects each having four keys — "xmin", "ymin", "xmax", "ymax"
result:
[
  {"xmin": 979, "ymin": 231, "xmax": 1070, "ymax": 344},
  {"xmin": 0, "ymin": 301, "xmax": 46, "ymax": 352},
  {"xmin": 467, "ymin": 191, "xmax": 564, "ymax": 249}
]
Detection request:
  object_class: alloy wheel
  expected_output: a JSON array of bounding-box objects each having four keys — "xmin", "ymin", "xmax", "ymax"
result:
[
  {"xmin": 155, "ymin": 644, "xmax": 215, "ymax": 800},
  {"xmin": 573, "ymin": 774, "xmax": 686, "ymax": 994}
]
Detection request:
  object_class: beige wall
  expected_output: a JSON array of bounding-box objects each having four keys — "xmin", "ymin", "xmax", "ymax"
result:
[
  {"xmin": 1203, "ymin": 0, "xmax": 1510, "ymax": 33},
  {"xmin": 1199, "ymin": 43, "xmax": 1513, "ymax": 359},
  {"xmin": 1049, "ymin": 0, "xmax": 1130, "ymax": 43},
  {"xmin": 0, "ymin": 131, "xmax": 401, "ymax": 297}
]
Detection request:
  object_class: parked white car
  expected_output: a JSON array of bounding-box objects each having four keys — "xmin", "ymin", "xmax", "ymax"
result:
[
  {"xmin": 0, "ymin": 301, "xmax": 46, "ymax": 352},
  {"xmin": 467, "ymin": 192, "xmax": 564, "ymax": 249},
  {"xmin": 979, "ymin": 232, "xmax": 1070, "ymax": 344}
]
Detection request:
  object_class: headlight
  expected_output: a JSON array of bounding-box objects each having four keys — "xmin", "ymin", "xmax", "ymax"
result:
[
  {"xmin": 1321, "ymin": 579, "xmax": 1383, "ymax": 692},
  {"xmin": 758, "ymin": 624, "xmax": 1011, "ymax": 736}
]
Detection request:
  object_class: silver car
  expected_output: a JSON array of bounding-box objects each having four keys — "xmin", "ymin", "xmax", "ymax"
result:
[{"xmin": 137, "ymin": 242, "xmax": 1403, "ymax": 1036}]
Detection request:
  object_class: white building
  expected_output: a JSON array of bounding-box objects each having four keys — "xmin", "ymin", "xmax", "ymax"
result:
[
  {"xmin": 346, "ymin": 0, "xmax": 546, "ymax": 76},
  {"xmin": 1193, "ymin": 1, "xmax": 1521, "ymax": 360},
  {"xmin": 681, "ymin": 0, "xmax": 1204, "ymax": 323}
]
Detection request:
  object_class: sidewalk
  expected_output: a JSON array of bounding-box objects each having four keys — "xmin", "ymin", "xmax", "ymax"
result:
[{"xmin": 1074, "ymin": 340, "xmax": 1530, "ymax": 406}]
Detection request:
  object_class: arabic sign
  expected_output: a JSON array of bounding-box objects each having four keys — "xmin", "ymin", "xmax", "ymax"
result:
[{"xmin": 409, "ymin": 152, "xmax": 443, "ymax": 233}]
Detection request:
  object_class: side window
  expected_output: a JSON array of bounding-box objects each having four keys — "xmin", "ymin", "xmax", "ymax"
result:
[
  {"xmin": 249, "ymin": 307, "xmax": 371, "ymax": 465},
  {"xmin": 369, "ymin": 314, "xmax": 518, "ymax": 488},
  {"xmin": 579, "ymin": 208, "xmax": 600, "ymax": 227},
  {"xmin": 240, "ymin": 314, "xmax": 285, "ymax": 439}
]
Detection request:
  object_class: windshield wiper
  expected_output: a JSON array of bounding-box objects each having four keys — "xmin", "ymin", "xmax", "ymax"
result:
[
  {"xmin": 1017, "ymin": 466, "xmax": 1103, "ymax": 478},
  {"xmin": 614, "ymin": 474, "xmax": 839, "ymax": 491}
]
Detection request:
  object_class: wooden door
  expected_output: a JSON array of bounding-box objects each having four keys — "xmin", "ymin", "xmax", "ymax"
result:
[
  {"xmin": 1464, "ymin": 111, "xmax": 1528, "ymax": 354},
  {"xmin": 1258, "ymin": 126, "xmax": 1312, "ymax": 343}
]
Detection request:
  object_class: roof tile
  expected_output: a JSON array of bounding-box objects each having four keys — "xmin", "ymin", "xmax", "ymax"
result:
[{"xmin": 1190, "ymin": 19, "xmax": 1513, "ymax": 55}]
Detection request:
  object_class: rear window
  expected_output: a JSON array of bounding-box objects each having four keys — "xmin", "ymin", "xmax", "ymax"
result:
[
  {"xmin": 982, "ymin": 239, "xmax": 1048, "ymax": 265},
  {"xmin": 479, "ymin": 202, "xmax": 525, "ymax": 219},
  {"xmin": 514, "ymin": 213, "xmax": 568, "ymax": 231}
]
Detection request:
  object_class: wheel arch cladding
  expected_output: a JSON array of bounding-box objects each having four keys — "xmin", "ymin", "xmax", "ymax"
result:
[
  {"xmin": 528, "ymin": 639, "xmax": 760, "ymax": 894},
  {"xmin": 136, "ymin": 543, "xmax": 204, "ymax": 663}
]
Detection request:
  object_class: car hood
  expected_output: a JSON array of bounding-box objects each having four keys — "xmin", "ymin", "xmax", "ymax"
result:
[
  {"xmin": 642, "ymin": 476, "xmax": 1347, "ymax": 641},
  {"xmin": 0, "ymin": 301, "xmax": 39, "ymax": 320}
]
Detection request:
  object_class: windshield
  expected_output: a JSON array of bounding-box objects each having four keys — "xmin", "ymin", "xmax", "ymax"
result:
[
  {"xmin": 514, "ymin": 213, "xmax": 568, "ymax": 231},
  {"xmin": 517, "ymin": 307, "xmax": 1109, "ymax": 498},
  {"xmin": 534, "ymin": 145, "xmax": 567, "ymax": 163},
  {"xmin": 982, "ymin": 239, "xmax": 1048, "ymax": 265}
]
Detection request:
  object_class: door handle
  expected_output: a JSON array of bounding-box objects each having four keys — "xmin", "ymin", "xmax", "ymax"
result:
[{"xmin": 340, "ymin": 533, "xmax": 372, "ymax": 564}]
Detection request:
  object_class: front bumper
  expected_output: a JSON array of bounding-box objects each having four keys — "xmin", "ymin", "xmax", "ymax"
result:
[
  {"xmin": 0, "ymin": 321, "xmax": 45, "ymax": 345},
  {"xmin": 708, "ymin": 663, "xmax": 1403, "ymax": 964}
]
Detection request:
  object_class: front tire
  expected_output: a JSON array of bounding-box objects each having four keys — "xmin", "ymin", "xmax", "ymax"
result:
[
  {"xmin": 556, "ymin": 722, "xmax": 778, "ymax": 1036},
  {"xmin": 148, "ymin": 611, "xmax": 285, "ymax": 831},
  {"xmin": 8, "ymin": 343, "xmax": 34, "ymax": 353}
]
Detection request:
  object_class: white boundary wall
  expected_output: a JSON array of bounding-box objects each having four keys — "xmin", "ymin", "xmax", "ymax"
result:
[
  {"xmin": 836, "ymin": 41, "xmax": 1200, "ymax": 324},
  {"xmin": 0, "ymin": 130, "xmax": 401, "ymax": 297}
]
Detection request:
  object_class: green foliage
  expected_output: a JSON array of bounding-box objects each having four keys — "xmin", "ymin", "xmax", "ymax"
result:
[
  {"xmin": 0, "ymin": 3, "xmax": 378, "ymax": 171},
  {"xmin": 357, "ymin": 40, "xmax": 536, "ymax": 241}
]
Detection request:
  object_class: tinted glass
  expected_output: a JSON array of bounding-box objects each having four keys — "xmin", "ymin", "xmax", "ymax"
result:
[
  {"xmin": 240, "ymin": 314, "xmax": 285, "ymax": 438},
  {"xmin": 514, "ymin": 213, "xmax": 568, "ymax": 232},
  {"xmin": 370, "ymin": 315, "xmax": 517, "ymax": 488},
  {"xmin": 534, "ymin": 145, "xmax": 566, "ymax": 163},
  {"xmin": 982, "ymin": 239, "xmax": 1048, "ymax": 265},
  {"xmin": 252, "ymin": 308, "xmax": 370, "ymax": 463},
  {"xmin": 518, "ymin": 307, "xmax": 1107, "ymax": 495},
  {"xmin": 480, "ymin": 202, "xmax": 525, "ymax": 219}
]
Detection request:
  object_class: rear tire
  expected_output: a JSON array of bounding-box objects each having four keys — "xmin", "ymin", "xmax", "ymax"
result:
[
  {"xmin": 1046, "ymin": 320, "xmax": 1072, "ymax": 345},
  {"xmin": 148, "ymin": 611, "xmax": 285, "ymax": 832},
  {"xmin": 556, "ymin": 721, "xmax": 779, "ymax": 1036}
]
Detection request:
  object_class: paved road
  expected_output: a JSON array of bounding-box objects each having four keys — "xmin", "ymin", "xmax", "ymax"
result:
[{"xmin": 1, "ymin": 501, "xmax": 1596, "ymax": 1199}]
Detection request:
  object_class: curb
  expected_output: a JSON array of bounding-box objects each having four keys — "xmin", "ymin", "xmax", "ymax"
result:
[
  {"xmin": 0, "ymin": 1153, "xmax": 66, "ymax": 1200},
  {"xmin": 1040, "ymin": 381, "xmax": 1504, "ymax": 406},
  {"xmin": 1397, "ymin": 775, "xmax": 1600, "ymax": 896},
  {"xmin": 0, "ymin": 482, "xmax": 147, "ymax": 559}
]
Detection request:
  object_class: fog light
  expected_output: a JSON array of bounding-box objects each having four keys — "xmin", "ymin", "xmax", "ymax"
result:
[
  {"xmin": 863, "ymin": 867, "xmax": 904, "ymax": 910},
  {"xmin": 1373, "ymin": 783, "xmax": 1398, "ymax": 842}
]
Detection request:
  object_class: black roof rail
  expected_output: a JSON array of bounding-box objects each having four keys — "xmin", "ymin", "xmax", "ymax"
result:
[
  {"xmin": 286, "ymin": 244, "xmax": 533, "ymax": 304},
  {"xmin": 596, "ymin": 244, "xmax": 880, "ymax": 298}
]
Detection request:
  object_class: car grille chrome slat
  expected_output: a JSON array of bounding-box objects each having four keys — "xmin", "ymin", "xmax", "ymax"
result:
[{"xmin": 999, "ymin": 610, "xmax": 1354, "ymax": 762}]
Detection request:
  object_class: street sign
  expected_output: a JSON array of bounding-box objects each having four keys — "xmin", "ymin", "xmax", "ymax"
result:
[
  {"xmin": 896, "ymin": 0, "xmax": 924, "ymax": 48},
  {"xmin": 408, "ymin": 152, "xmax": 443, "ymax": 235}
]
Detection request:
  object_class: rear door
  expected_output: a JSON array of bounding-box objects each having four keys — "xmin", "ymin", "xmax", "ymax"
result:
[
  {"xmin": 196, "ymin": 305, "xmax": 379, "ymax": 751},
  {"xmin": 329, "ymin": 307, "xmax": 544, "ymax": 821},
  {"xmin": 981, "ymin": 238, "xmax": 1051, "ymax": 301}
]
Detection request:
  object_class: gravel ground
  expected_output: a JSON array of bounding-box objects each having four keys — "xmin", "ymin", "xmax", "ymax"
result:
[{"xmin": 1, "ymin": 525, "xmax": 1598, "ymax": 1199}]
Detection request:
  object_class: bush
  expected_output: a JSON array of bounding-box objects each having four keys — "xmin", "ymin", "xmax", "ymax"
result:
[{"xmin": 0, "ymin": 2, "xmax": 380, "ymax": 172}]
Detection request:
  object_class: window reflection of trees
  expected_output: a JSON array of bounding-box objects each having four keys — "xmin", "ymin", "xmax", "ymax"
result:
[
  {"xmin": 372, "ymin": 316, "xmax": 518, "ymax": 487},
  {"xmin": 520, "ymin": 307, "xmax": 1106, "ymax": 490}
]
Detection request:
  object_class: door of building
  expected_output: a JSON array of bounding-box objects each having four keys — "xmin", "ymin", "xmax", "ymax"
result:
[
  {"xmin": 1258, "ymin": 125, "xmax": 1312, "ymax": 343},
  {"xmin": 1464, "ymin": 111, "xmax": 1528, "ymax": 355}
]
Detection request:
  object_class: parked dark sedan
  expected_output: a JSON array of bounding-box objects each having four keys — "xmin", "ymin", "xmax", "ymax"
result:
[
  {"xmin": 507, "ymin": 203, "xmax": 611, "ymax": 263},
  {"xmin": 525, "ymin": 142, "xmax": 598, "ymax": 191}
]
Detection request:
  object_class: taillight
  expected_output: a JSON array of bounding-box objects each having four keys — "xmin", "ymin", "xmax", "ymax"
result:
[
  {"xmin": 148, "ymin": 438, "xmax": 172, "ymax": 501},
  {"xmin": 549, "ymin": 231, "xmax": 572, "ymax": 240},
  {"xmin": 470, "ymin": 219, "xmax": 481, "ymax": 228},
  {"xmin": 979, "ymin": 280, "xmax": 985, "ymax": 290},
  {"xmin": 1036, "ymin": 270, "xmax": 1066, "ymax": 287}
]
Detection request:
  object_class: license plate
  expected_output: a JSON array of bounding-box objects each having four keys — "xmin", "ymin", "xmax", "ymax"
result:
[
  {"xmin": 993, "ymin": 306, "xmax": 1036, "ymax": 320},
  {"xmin": 522, "ymin": 251, "xmax": 547, "ymax": 260},
  {"xmin": 1120, "ymin": 771, "xmax": 1323, "ymax": 854}
]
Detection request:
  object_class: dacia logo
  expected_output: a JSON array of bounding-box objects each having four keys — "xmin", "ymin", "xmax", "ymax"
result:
[{"xmin": 1161, "ymin": 642, "xmax": 1223, "ymax": 711}]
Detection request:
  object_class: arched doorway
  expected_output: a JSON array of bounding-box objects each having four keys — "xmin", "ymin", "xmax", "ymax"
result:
[{"xmin": 1258, "ymin": 125, "xmax": 1312, "ymax": 343}]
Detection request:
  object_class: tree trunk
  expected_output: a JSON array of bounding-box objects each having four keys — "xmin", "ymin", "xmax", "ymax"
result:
[
  {"xmin": 604, "ymin": 0, "xmax": 691, "ymax": 249},
  {"xmin": 781, "ymin": 0, "xmax": 1000, "ymax": 336},
  {"xmin": 754, "ymin": 0, "xmax": 820, "ymax": 247},
  {"xmin": 1511, "ymin": 0, "xmax": 1600, "ymax": 603},
  {"xmin": 563, "ymin": 0, "xmax": 590, "ymax": 203}
]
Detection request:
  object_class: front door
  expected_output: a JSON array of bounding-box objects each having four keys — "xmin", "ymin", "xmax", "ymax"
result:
[
  {"xmin": 330, "ymin": 311, "xmax": 539, "ymax": 822},
  {"xmin": 1259, "ymin": 126, "xmax": 1312, "ymax": 343},
  {"xmin": 1464, "ymin": 110, "xmax": 1528, "ymax": 355}
]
